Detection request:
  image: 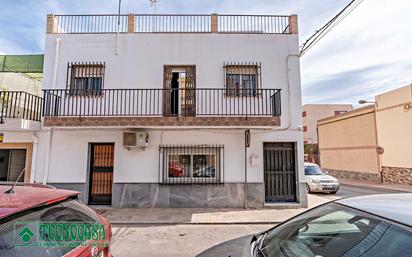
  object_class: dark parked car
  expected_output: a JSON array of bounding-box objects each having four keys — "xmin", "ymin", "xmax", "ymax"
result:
[
  {"xmin": 0, "ymin": 183, "xmax": 113, "ymax": 257},
  {"xmin": 197, "ymin": 194, "xmax": 412, "ymax": 257}
]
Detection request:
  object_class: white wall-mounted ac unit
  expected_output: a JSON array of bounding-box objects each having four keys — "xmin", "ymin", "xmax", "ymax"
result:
[{"xmin": 123, "ymin": 131, "xmax": 148, "ymax": 149}]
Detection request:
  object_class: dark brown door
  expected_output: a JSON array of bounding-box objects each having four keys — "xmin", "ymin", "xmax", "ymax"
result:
[
  {"xmin": 183, "ymin": 65, "xmax": 196, "ymax": 117},
  {"xmin": 263, "ymin": 142, "xmax": 297, "ymax": 203},
  {"xmin": 88, "ymin": 143, "xmax": 114, "ymax": 205}
]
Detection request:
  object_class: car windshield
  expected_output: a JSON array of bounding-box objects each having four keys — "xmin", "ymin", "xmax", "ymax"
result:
[
  {"xmin": 304, "ymin": 165, "xmax": 324, "ymax": 175},
  {"xmin": 260, "ymin": 202, "xmax": 412, "ymax": 257},
  {"xmin": 0, "ymin": 198, "xmax": 100, "ymax": 257}
]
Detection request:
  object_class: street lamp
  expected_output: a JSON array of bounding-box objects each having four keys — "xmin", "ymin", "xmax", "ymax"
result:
[{"xmin": 358, "ymin": 99, "xmax": 377, "ymax": 106}]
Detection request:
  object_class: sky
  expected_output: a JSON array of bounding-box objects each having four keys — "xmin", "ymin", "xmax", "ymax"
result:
[{"xmin": 0, "ymin": 0, "xmax": 411, "ymax": 105}]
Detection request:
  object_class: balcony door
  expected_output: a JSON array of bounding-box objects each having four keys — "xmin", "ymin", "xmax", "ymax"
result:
[{"xmin": 163, "ymin": 65, "xmax": 196, "ymax": 117}]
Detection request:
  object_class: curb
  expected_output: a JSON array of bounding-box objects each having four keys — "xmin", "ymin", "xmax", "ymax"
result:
[{"xmin": 339, "ymin": 181, "xmax": 412, "ymax": 193}]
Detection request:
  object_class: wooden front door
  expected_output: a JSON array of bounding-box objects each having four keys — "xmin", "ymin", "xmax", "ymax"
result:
[{"xmin": 88, "ymin": 143, "xmax": 114, "ymax": 205}]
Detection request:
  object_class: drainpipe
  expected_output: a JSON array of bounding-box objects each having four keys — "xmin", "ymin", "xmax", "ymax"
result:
[
  {"xmin": 279, "ymin": 54, "xmax": 301, "ymax": 131},
  {"xmin": 43, "ymin": 38, "xmax": 60, "ymax": 185},
  {"xmin": 43, "ymin": 128, "xmax": 53, "ymax": 185},
  {"xmin": 52, "ymin": 38, "xmax": 61, "ymax": 90},
  {"xmin": 258, "ymin": 54, "xmax": 300, "ymax": 132},
  {"xmin": 30, "ymin": 133, "xmax": 38, "ymax": 183}
]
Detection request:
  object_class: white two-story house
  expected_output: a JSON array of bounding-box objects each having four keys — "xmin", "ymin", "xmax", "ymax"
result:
[{"xmin": 9, "ymin": 13, "xmax": 306, "ymax": 208}]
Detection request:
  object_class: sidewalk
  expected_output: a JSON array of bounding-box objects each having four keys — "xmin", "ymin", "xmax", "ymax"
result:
[
  {"xmin": 95, "ymin": 181, "xmax": 412, "ymax": 225},
  {"xmin": 339, "ymin": 179, "xmax": 412, "ymax": 192},
  {"xmin": 95, "ymin": 194, "xmax": 334, "ymax": 225}
]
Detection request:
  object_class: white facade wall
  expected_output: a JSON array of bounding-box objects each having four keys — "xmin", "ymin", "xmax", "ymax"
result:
[
  {"xmin": 33, "ymin": 29, "xmax": 305, "ymax": 207},
  {"xmin": 33, "ymin": 129, "xmax": 304, "ymax": 185},
  {"xmin": 43, "ymin": 33, "xmax": 301, "ymax": 127}
]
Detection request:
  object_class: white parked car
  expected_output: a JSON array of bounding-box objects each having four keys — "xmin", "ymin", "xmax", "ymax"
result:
[{"xmin": 305, "ymin": 162, "xmax": 339, "ymax": 194}]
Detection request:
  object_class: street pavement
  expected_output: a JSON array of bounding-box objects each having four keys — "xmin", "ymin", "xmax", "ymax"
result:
[
  {"xmin": 110, "ymin": 183, "xmax": 404, "ymax": 257},
  {"xmin": 321, "ymin": 182, "xmax": 402, "ymax": 200}
]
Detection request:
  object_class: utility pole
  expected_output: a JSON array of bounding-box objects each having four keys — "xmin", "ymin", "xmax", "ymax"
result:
[{"xmin": 244, "ymin": 129, "xmax": 250, "ymax": 209}]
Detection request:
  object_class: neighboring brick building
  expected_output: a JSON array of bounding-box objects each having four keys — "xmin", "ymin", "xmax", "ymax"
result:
[
  {"xmin": 318, "ymin": 84, "xmax": 412, "ymax": 185},
  {"xmin": 302, "ymin": 104, "xmax": 353, "ymax": 144}
]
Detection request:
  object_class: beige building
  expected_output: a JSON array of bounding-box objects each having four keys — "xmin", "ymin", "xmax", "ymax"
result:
[
  {"xmin": 376, "ymin": 84, "xmax": 412, "ymax": 185},
  {"xmin": 318, "ymin": 84, "xmax": 412, "ymax": 185},
  {"xmin": 318, "ymin": 105, "xmax": 380, "ymax": 181},
  {"xmin": 302, "ymin": 104, "xmax": 353, "ymax": 144}
]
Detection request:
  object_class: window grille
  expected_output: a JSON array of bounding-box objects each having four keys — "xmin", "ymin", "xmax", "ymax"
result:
[
  {"xmin": 159, "ymin": 145, "xmax": 224, "ymax": 185},
  {"xmin": 224, "ymin": 62, "xmax": 262, "ymax": 97},
  {"xmin": 66, "ymin": 62, "xmax": 105, "ymax": 96}
]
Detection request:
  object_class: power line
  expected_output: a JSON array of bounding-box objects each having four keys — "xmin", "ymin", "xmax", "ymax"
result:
[{"xmin": 299, "ymin": 0, "xmax": 365, "ymax": 56}]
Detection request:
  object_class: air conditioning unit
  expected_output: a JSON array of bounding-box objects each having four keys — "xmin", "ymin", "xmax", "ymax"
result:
[{"xmin": 123, "ymin": 131, "xmax": 148, "ymax": 149}]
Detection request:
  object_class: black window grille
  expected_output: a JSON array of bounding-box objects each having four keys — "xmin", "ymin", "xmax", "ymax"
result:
[
  {"xmin": 159, "ymin": 145, "xmax": 224, "ymax": 185},
  {"xmin": 66, "ymin": 62, "xmax": 105, "ymax": 96},
  {"xmin": 224, "ymin": 62, "xmax": 262, "ymax": 97}
]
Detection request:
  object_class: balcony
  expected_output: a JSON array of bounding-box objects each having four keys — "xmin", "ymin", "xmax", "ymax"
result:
[
  {"xmin": 0, "ymin": 91, "xmax": 42, "ymax": 130},
  {"xmin": 42, "ymin": 88, "xmax": 281, "ymax": 127},
  {"xmin": 47, "ymin": 14, "xmax": 297, "ymax": 34}
]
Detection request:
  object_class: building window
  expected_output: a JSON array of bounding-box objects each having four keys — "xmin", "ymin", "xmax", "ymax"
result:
[
  {"xmin": 302, "ymin": 111, "xmax": 307, "ymax": 117},
  {"xmin": 159, "ymin": 145, "xmax": 224, "ymax": 184},
  {"xmin": 303, "ymin": 126, "xmax": 308, "ymax": 132},
  {"xmin": 224, "ymin": 62, "xmax": 261, "ymax": 97},
  {"xmin": 66, "ymin": 62, "xmax": 105, "ymax": 96},
  {"xmin": 335, "ymin": 110, "xmax": 347, "ymax": 116}
]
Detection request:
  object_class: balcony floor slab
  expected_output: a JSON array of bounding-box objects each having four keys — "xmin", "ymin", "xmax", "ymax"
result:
[{"xmin": 44, "ymin": 116, "xmax": 280, "ymax": 127}]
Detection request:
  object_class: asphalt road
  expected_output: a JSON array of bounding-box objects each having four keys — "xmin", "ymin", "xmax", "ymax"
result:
[
  {"xmin": 320, "ymin": 182, "xmax": 401, "ymax": 200},
  {"xmin": 110, "ymin": 183, "xmax": 403, "ymax": 257}
]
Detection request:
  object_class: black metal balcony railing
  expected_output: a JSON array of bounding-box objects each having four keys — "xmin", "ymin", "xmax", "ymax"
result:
[
  {"xmin": 0, "ymin": 91, "xmax": 42, "ymax": 123},
  {"xmin": 42, "ymin": 88, "xmax": 281, "ymax": 118}
]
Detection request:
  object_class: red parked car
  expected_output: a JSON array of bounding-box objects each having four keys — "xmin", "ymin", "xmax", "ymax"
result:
[
  {"xmin": 168, "ymin": 160, "xmax": 185, "ymax": 177},
  {"xmin": 0, "ymin": 183, "xmax": 113, "ymax": 257}
]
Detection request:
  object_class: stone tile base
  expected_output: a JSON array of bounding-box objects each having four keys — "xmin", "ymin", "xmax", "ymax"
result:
[
  {"xmin": 112, "ymin": 183, "xmax": 265, "ymax": 208},
  {"xmin": 382, "ymin": 166, "xmax": 412, "ymax": 185},
  {"xmin": 324, "ymin": 169, "xmax": 380, "ymax": 182},
  {"xmin": 49, "ymin": 182, "xmax": 305, "ymax": 209}
]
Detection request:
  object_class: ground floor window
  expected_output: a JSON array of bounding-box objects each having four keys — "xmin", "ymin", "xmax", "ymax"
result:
[
  {"xmin": 0, "ymin": 149, "xmax": 26, "ymax": 182},
  {"xmin": 159, "ymin": 145, "xmax": 224, "ymax": 184}
]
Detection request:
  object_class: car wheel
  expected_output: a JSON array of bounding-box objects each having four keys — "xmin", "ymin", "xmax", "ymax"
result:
[
  {"xmin": 330, "ymin": 191, "xmax": 338, "ymax": 194},
  {"xmin": 306, "ymin": 184, "xmax": 311, "ymax": 193}
]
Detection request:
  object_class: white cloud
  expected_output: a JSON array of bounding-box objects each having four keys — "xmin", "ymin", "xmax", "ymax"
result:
[
  {"xmin": 0, "ymin": 0, "xmax": 410, "ymax": 104},
  {"xmin": 300, "ymin": 0, "xmax": 412, "ymax": 104}
]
